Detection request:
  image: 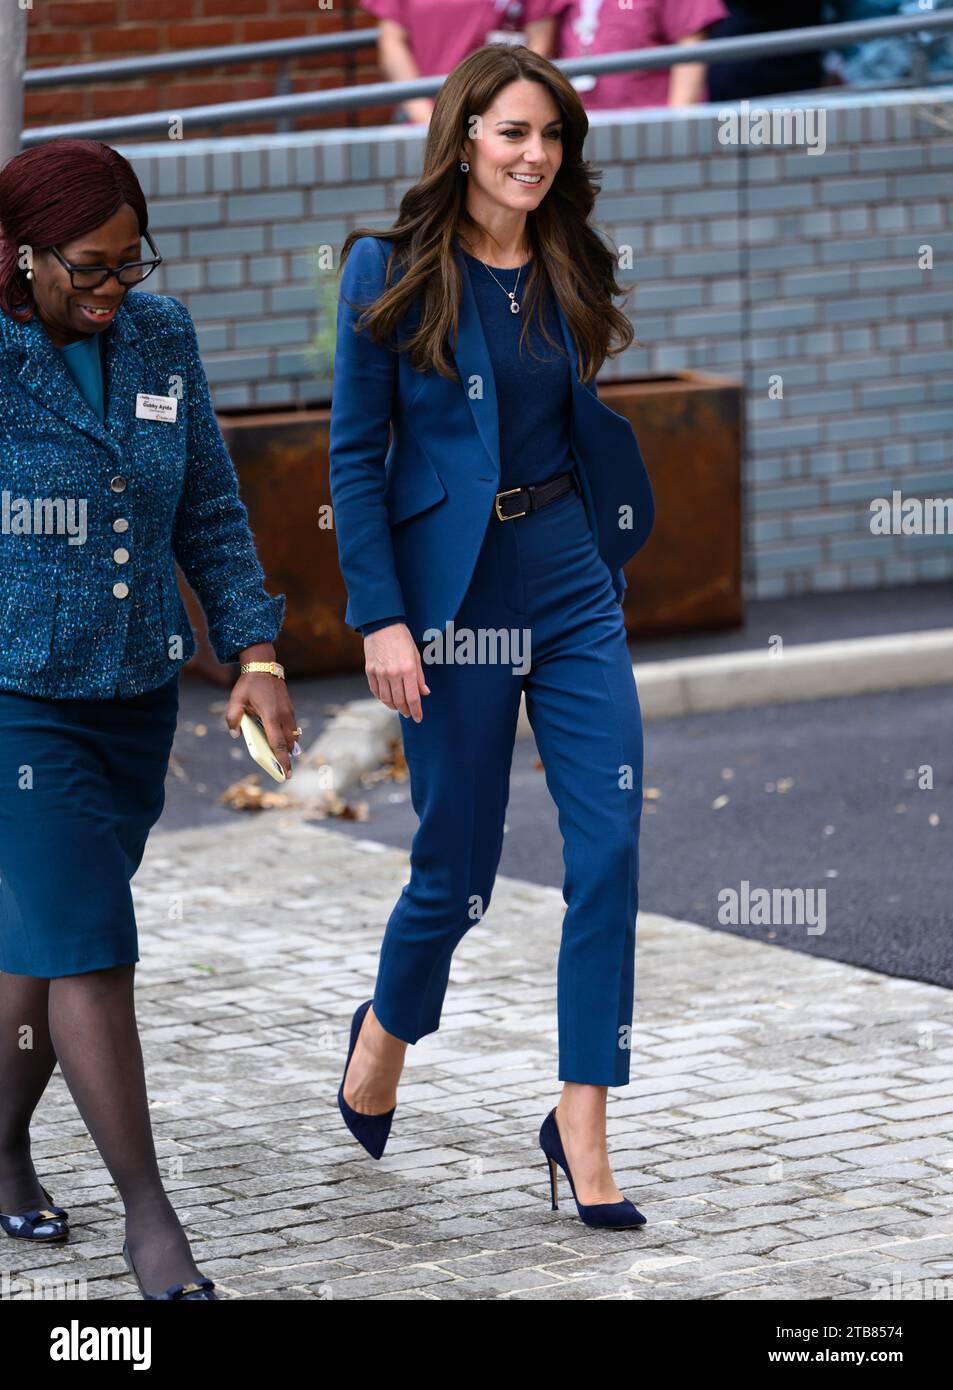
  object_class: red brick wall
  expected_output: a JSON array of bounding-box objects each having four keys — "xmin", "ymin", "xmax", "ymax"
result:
[{"xmin": 24, "ymin": 1, "xmax": 391, "ymax": 138}]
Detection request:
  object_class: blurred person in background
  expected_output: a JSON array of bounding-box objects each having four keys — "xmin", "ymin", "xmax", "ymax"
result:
[
  {"xmin": 362, "ymin": 0, "xmax": 559, "ymax": 123},
  {"xmin": 823, "ymin": 0, "xmax": 953, "ymax": 87},
  {"xmin": 706, "ymin": 2, "xmax": 829, "ymax": 101},
  {"xmin": 529, "ymin": 0, "xmax": 729, "ymax": 110}
]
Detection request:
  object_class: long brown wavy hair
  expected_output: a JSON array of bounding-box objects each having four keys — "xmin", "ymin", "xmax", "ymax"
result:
[{"xmin": 338, "ymin": 43, "xmax": 635, "ymax": 386}]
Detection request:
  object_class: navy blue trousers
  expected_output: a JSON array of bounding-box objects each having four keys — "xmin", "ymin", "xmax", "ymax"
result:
[{"xmin": 373, "ymin": 474, "xmax": 644, "ymax": 1085}]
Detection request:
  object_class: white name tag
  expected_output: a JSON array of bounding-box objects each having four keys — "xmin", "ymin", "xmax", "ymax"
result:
[{"xmin": 135, "ymin": 393, "xmax": 178, "ymax": 423}]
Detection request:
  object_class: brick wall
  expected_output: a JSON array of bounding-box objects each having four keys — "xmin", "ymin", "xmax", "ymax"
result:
[
  {"xmin": 115, "ymin": 84, "xmax": 953, "ymax": 600},
  {"xmin": 25, "ymin": 0, "xmax": 384, "ymax": 136}
]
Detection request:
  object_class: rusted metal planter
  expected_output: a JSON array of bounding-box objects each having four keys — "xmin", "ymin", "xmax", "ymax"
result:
[
  {"xmin": 181, "ymin": 371, "xmax": 743, "ymax": 680},
  {"xmin": 600, "ymin": 370, "xmax": 743, "ymax": 636}
]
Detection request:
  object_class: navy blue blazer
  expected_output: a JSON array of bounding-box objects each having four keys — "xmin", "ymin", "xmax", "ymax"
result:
[
  {"xmin": 0, "ymin": 292, "xmax": 284, "ymax": 699},
  {"xmin": 329, "ymin": 235, "xmax": 655, "ymax": 641}
]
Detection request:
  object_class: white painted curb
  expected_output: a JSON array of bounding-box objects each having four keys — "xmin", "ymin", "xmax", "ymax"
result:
[
  {"xmin": 630, "ymin": 626, "xmax": 953, "ymax": 721},
  {"xmin": 292, "ymin": 697, "xmax": 397, "ymax": 805}
]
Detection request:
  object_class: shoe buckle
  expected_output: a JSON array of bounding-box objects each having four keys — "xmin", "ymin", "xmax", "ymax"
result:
[{"xmin": 495, "ymin": 486, "xmax": 527, "ymax": 521}]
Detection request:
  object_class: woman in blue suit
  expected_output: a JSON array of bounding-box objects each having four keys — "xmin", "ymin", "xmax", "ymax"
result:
[
  {"xmin": 331, "ymin": 45, "xmax": 655, "ymax": 1227},
  {"xmin": 0, "ymin": 138, "xmax": 298, "ymax": 1297}
]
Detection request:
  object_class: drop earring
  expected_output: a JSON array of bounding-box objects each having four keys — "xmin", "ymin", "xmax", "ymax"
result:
[
  {"xmin": 459, "ymin": 161, "xmax": 469, "ymax": 173},
  {"xmin": 25, "ymin": 269, "xmax": 33, "ymax": 281}
]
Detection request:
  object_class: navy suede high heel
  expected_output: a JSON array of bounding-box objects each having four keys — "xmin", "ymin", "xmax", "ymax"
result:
[
  {"xmin": 337, "ymin": 999, "xmax": 396, "ymax": 1160},
  {"xmin": 539, "ymin": 1108, "xmax": 646, "ymax": 1229},
  {"xmin": 0, "ymin": 1184, "xmax": 69, "ymax": 1242}
]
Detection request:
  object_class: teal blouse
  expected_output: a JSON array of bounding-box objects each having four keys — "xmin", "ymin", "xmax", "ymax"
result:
[{"xmin": 57, "ymin": 331, "xmax": 106, "ymax": 421}]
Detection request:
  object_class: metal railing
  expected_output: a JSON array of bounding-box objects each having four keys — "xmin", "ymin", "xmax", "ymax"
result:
[
  {"xmin": 24, "ymin": 31, "xmax": 370, "ymax": 87},
  {"xmin": 20, "ymin": 11, "xmax": 953, "ymax": 147}
]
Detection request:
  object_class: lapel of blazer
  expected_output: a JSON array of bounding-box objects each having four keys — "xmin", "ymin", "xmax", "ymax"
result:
[
  {"xmin": 8, "ymin": 297, "xmax": 145, "ymax": 466},
  {"xmin": 449, "ymin": 243, "xmax": 585, "ymax": 481}
]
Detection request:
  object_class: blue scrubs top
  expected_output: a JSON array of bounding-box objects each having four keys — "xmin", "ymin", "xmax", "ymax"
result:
[{"xmin": 57, "ymin": 331, "xmax": 106, "ymax": 422}]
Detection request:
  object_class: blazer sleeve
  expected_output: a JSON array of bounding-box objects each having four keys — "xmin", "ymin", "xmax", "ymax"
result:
[
  {"xmin": 169, "ymin": 298, "xmax": 286, "ymax": 664},
  {"xmin": 359, "ymin": 613, "xmax": 406, "ymax": 636},
  {"xmin": 329, "ymin": 236, "xmax": 407, "ymax": 632}
]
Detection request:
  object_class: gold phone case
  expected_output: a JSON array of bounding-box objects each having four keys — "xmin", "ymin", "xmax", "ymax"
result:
[{"xmin": 239, "ymin": 712, "xmax": 286, "ymax": 783}]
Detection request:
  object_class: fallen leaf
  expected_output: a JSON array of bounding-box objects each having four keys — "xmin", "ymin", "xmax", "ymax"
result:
[
  {"xmin": 361, "ymin": 739, "xmax": 408, "ymax": 786},
  {"xmin": 218, "ymin": 774, "xmax": 303, "ymax": 811}
]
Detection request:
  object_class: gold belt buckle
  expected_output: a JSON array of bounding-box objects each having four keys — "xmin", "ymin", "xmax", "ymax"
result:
[{"xmin": 495, "ymin": 486, "xmax": 527, "ymax": 521}]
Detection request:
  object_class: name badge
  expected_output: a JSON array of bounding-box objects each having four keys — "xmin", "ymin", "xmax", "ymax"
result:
[{"xmin": 135, "ymin": 393, "xmax": 178, "ymax": 423}]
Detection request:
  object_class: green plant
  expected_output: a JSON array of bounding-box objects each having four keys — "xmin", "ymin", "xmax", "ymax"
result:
[{"xmin": 306, "ymin": 251, "xmax": 340, "ymax": 392}]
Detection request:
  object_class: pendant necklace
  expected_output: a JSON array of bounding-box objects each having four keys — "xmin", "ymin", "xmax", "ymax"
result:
[
  {"xmin": 480, "ymin": 259, "xmax": 524, "ymax": 314},
  {"xmin": 464, "ymin": 242, "xmax": 529, "ymax": 314}
]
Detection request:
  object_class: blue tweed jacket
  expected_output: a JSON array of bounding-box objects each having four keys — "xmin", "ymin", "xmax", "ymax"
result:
[{"xmin": 0, "ymin": 291, "xmax": 284, "ymax": 699}]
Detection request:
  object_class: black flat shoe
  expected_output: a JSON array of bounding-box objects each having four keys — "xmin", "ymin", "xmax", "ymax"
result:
[
  {"xmin": 122, "ymin": 1240, "xmax": 218, "ymax": 1300},
  {"xmin": 0, "ymin": 1184, "xmax": 69, "ymax": 1242}
]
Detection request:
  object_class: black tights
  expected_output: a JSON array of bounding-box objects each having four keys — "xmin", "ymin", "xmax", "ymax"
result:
[{"xmin": 0, "ymin": 965, "xmax": 204, "ymax": 1294}]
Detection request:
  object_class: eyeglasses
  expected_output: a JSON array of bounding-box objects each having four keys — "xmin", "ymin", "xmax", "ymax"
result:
[{"xmin": 48, "ymin": 229, "xmax": 163, "ymax": 290}]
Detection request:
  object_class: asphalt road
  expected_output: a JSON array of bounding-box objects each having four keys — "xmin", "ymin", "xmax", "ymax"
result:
[{"xmin": 160, "ymin": 673, "xmax": 952, "ymax": 991}]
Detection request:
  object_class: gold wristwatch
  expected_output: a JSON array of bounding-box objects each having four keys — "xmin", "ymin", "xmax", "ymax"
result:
[{"xmin": 240, "ymin": 660, "xmax": 285, "ymax": 680}]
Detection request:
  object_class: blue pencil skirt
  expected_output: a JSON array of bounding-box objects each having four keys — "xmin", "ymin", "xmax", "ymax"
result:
[
  {"xmin": 0, "ymin": 672, "xmax": 179, "ymax": 978},
  {"xmin": 372, "ymin": 473, "xmax": 644, "ymax": 1086}
]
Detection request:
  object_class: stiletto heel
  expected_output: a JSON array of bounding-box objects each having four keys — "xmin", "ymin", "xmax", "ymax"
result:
[
  {"xmin": 539, "ymin": 1108, "xmax": 646, "ymax": 1230},
  {"xmin": 122, "ymin": 1240, "xmax": 217, "ymax": 1300},
  {"xmin": 546, "ymin": 1155, "xmax": 559, "ymax": 1211},
  {"xmin": 1, "ymin": 1183, "xmax": 69, "ymax": 1242},
  {"xmin": 337, "ymin": 999, "xmax": 396, "ymax": 1160}
]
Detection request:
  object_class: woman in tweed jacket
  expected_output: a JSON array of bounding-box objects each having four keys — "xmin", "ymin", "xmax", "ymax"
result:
[{"xmin": 0, "ymin": 138, "xmax": 298, "ymax": 1300}]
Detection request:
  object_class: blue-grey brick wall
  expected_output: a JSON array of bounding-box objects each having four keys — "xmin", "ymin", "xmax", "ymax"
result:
[{"xmin": 121, "ymin": 84, "xmax": 953, "ymax": 600}]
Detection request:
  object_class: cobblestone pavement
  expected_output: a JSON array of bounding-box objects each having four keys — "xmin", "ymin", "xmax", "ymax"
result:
[{"xmin": 4, "ymin": 815, "xmax": 952, "ymax": 1302}]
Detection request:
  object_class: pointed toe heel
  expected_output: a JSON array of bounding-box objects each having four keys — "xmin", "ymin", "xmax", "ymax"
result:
[
  {"xmin": 337, "ymin": 999, "xmax": 396, "ymax": 1160},
  {"xmin": 539, "ymin": 1108, "xmax": 646, "ymax": 1230}
]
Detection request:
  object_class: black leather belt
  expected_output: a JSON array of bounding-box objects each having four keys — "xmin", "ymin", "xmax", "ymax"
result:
[{"xmin": 494, "ymin": 468, "xmax": 578, "ymax": 521}]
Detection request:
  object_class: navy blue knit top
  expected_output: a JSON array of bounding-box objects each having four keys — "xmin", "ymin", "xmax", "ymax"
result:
[
  {"xmin": 462, "ymin": 249, "xmax": 573, "ymax": 490},
  {"xmin": 360, "ymin": 250, "xmax": 574, "ymax": 637}
]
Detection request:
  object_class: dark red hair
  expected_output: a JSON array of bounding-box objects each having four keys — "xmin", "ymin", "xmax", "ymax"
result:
[{"xmin": 0, "ymin": 137, "xmax": 149, "ymax": 321}]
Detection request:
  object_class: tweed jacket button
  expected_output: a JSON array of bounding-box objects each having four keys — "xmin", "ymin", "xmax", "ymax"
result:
[
  {"xmin": 110, "ymin": 476, "xmax": 127, "ymax": 493},
  {"xmin": 112, "ymin": 582, "xmax": 129, "ymax": 599},
  {"xmin": 113, "ymin": 548, "xmax": 130, "ymax": 564},
  {"xmin": 113, "ymin": 517, "xmax": 129, "ymax": 533}
]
